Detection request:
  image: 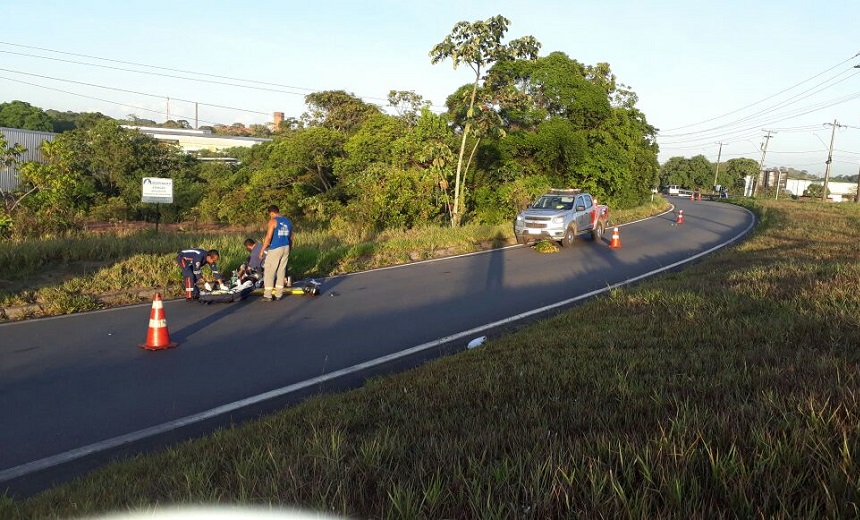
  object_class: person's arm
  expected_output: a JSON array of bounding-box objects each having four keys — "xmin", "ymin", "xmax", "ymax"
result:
[{"xmin": 260, "ymin": 219, "xmax": 275, "ymax": 259}]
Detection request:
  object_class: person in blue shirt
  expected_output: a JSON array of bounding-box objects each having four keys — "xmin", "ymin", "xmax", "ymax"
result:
[
  {"xmin": 259, "ymin": 205, "xmax": 293, "ymax": 302},
  {"xmin": 176, "ymin": 248, "xmax": 222, "ymax": 300}
]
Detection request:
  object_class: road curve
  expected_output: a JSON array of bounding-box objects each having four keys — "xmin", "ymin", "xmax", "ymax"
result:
[{"xmin": 0, "ymin": 198, "xmax": 754, "ymax": 495}]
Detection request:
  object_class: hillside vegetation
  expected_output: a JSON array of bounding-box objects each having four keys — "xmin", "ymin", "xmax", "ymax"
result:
[{"xmin": 3, "ymin": 199, "xmax": 859, "ymax": 518}]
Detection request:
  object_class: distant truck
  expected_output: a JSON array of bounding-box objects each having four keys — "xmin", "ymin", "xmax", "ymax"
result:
[{"xmin": 514, "ymin": 189, "xmax": 610, "ymax": 248}]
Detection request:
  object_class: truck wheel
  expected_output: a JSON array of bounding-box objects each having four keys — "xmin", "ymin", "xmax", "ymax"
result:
[
  {"xmin": 561, "ymin": 225, "xmax": 577, "ymax": 248},
  {"xmin": 591, "ymin": 222, "xmax": 605, "ymax": 242}
]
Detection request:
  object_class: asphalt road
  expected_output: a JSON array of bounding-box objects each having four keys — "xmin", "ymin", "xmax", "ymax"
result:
[{"xmin": 0, "ymin": 198, "xmax": 754, "ymax": 494}]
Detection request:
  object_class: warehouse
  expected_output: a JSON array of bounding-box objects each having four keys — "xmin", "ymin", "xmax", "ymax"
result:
[
  {"xmin": 122, "ymin": 125, "xmax": 271, "ymax": 153},
  {"xmin": 0, "ymin": 127, "xmax": 56, "ymax": 192}
]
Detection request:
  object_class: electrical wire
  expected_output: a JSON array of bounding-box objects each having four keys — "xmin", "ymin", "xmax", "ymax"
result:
[
  {"xmin": 660, "ymin": 53, "xmax": 859, "ymax": 133},
  {"xmin": 0, "ymin": 75, "xmax": 226, "ymax": 126},
  {"xmin": 0, "ymin": 67, "xmax": 272, "ymax": 116},
  {"xmin": 659, "ymin": 69, "xmax": 860, "ymax": 140},
  {"xmin": 0, "ymin": 43, "xmax": 449, "ymax": 111}
]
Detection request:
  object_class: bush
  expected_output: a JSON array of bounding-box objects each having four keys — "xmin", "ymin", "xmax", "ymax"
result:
[{"xmin": 803, "ymin": 184, "xmax": 829, "ymax": 198}]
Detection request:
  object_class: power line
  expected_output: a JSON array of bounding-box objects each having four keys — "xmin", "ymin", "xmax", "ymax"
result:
[
  {"xmin": 0, "ymin": 49, "xmax": 314, "ymax": 98},
  {"xmin": 658, "ymin": 89, "xmax": 860, "ymax": 146},
  {"xmin": 660, "ymin": 53, "xmax": 859, "ymax": 133},
  {"xmin": 0, "ymin": 67, "xmax": 272, "ymax": 116},
  {"xmin": 659, "ymin": 68, "xmax": 860, "ymax": 140},
  {"xmin": 0, "ymin": 40, "xmax": 324, "ymax": 92},
  {"xmin": 0, "ymin": 75, "xmax": 225, "ymax": 126}
]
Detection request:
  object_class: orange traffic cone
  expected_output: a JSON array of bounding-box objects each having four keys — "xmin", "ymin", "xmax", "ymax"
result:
[
  {"xmin": 690, "ymin": 193, "xmax": 695, "ymax": 201},
  {"xmin": 676, "ymin": 209, "xmax": 685, "ymax": 225},
  {"xmin": 140, "ymin": 293, "xmax": 178, "ymax": 351},
  {"xmin": 697, "ymin": 192, "xmax": 702, "ymax": 201},
  {"xmin": 609, "ymin": 227, "xmax": 622, "ymax": 249}
]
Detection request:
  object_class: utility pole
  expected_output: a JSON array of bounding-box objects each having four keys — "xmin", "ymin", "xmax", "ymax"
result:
[
  {"xmin": 822, "ymin": 119, "xmax": 845, "ymax": 201},
  {"xmin": 713, "ymin": 141, "xmax": 726, "ymax": 189},
  {"xmin": 754, "ymin": 130, "xmax": 774, "ymax": 197},
  {"xmin": 166, "ymin": 97, "xmax": 170, "ymax": 122},
  {"xmin": 195, "ymin": 102, "xmax": 199, "ymax": 129},
  {"xmin": 774, "ymin": 169, "xmax": 782, "ymax": 200}
]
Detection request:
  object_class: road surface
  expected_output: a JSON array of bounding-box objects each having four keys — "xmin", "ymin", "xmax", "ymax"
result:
[{"xmin": 0, "ymin": 198, "xmax": 754, "ymax": 495}]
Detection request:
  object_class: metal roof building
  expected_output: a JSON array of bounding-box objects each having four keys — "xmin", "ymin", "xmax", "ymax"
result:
[
  {"xmin": 122, "ymin": 126, "xmax": 271, "ymax": 152},
  {"xmin": 0, "ymin": 127, "xmax": 56, "ymax": 192}
]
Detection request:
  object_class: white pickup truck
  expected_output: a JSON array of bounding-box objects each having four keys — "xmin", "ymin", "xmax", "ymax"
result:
[{"xmin": 514, "ymin": 189, "xmax": 610, "ymax": 248}]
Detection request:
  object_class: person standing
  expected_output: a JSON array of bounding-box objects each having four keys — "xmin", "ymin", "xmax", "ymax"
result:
[
  {"xmin": 259, "ymin": 205, "xmax": 293, "ymax": 302},
  {"xmin": 177, "ymin": 248, "xmax": 222, "ymax": 300}
]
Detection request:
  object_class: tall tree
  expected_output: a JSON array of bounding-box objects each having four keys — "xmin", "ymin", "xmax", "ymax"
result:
[
  {"xmin": 302, "ymin": 90, "xmax": 379, "ymax": 134},
  {"xmin": 387, "ymin": 90, "xmax": 430, "ymax": 128},
  {"xmin": 724, "ymin": 158, "xmax": 759, "ymax": 190},
  {"xmin": 0, "ymin": 100, "xmax": 54, "ymax": 131},
  {"xmin": 430, "ymin": 14, "xmax": 540, "ymax": 226}
]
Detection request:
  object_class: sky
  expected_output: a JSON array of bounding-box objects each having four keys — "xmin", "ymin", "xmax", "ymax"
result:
[{"xmin": 4, "ymin": 0, "xmax": 860, "ymax": 176}]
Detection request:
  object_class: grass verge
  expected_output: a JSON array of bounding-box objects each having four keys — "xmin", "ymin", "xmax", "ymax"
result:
[{"xmin": 0, "ymin": 199, "xmax": 670, "ymax": 319}]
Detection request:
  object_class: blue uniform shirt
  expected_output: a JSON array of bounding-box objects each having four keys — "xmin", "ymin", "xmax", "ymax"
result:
[{"xmin": 269, "ymin": 216, "xmax": 292, "ymax": 250}]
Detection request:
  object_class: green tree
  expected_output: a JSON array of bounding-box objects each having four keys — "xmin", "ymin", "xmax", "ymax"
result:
[
  {"xmin": 803, "ymin": 183, "xmax": 829, "ymax": 198},
  {"xmin": 337, "ymin": 113, "xmax": 407, "ymax": 179},
  {"xmin": 430, "ymin": 14, "xmax": 541, "ymax": 226},
  {"xmin": 11, "ymin": 120, "xmax": 202, "ymax": 229},
  {"xmin": 723, "ymin": 158, "xmax": 759, "ymax": 190},
  {"xmin": 387, "ymin": 90, "xmax": 431, "ymax": 128},
  {"xmin": 660, "ymin": 155, "xmax": 712, "ymax": 189},
  {"xmin": 302, "ymin": 90, "xmax": 379, "ymax": 134},
  {"xmin": 251, "ymin": 127, "xmax": 347, "ymax": 201},
  {"xmin": 484, "ymin": 52, "xmax": 657, "ymax": 209},
  {"xmin": 0, "ymin": 100, "xmax": 54, "ymax": 131},
  {"xmin": 0, "ymin": 134, "xmax": 28, "ymax": 235},
  {"xmin": 15, "ymin": 139, "xmax": 96, "ymax": 233}
]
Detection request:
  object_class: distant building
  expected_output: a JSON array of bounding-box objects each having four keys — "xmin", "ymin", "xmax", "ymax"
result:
[
  {"xmin": 0, "ymin": 127, "xmax": 56, "ymax": 192},
  {"xmin": 783, "ymin": 179, "xmax": 857, "ymax": 201},
  {"xmin": 122, "ymin": 125, "xmax": 271, "ymax": 153}
]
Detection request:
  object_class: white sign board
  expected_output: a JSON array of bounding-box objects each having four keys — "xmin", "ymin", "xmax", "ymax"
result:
[{"xmin": 141, "ymin": 177, "xmax": 173, "ymax": 204}]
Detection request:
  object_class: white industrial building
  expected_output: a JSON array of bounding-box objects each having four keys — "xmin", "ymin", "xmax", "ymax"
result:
[
  {"xmin": 0, "ymin": 127, "xmax": 56, "ymax": 192},
  {"xmin": 743, "ymin": 169, "xmax": 858, "ymax": 201},
  {"xmin": 122, "ymin": 126, "xmax": 271, "ymax": 153}
]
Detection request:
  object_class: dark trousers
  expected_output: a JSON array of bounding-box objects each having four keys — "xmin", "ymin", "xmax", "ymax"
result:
[{"xmin": 177, "ymin": 256, "xmax": 199, "ymax": 299}]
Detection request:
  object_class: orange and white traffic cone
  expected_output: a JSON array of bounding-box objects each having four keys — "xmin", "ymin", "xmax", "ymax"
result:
[
  {"xmin": 609, "ymin": 227, "xmax": 622, "ymax": 249},
  {"xmin": 690, "ymin": 193, "xmax": 695, "ymax": 201},
  {"xmin": 697, "ymin": 192, "xmax": 702, "ymax": 201},
  {"xmin": 140, "ymin": 293, "xmax": 178, "ymax": 351},
  {"xmin": 676, "ymin": 209, "xmax": 685, "ymax": 225}
]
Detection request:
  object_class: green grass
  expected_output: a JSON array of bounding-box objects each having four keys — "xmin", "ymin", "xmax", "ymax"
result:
[
  {"xmin": 0, "ymin": 199, "xmax": 670, "ymax": 319},
  {"xmin": 4, "ymin": 198, "xmax": 860, "ymax": 517}
]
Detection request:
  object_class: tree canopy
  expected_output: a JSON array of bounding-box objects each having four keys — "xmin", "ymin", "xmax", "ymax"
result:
[
  {"xmin": 1, "ymin": 15, "xmax": 664, "ymax": 239},
  {"xmin": 0, "ymin": 101, "xmax": 54, "ymax": 132}
]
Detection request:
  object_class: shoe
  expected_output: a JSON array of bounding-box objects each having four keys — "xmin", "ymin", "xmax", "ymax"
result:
[
  {"xmin": 272, "ymin": 295, "xmax": 282, "ymax": 301},
  {"xmin": 261, "ymin": 297, "xmax": 273, "ymax": 303}
]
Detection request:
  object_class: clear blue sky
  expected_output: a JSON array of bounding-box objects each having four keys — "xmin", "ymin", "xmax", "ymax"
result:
[{"xmin": 4, "ymin": 0, "xmax": 860, "ymax": 176}]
